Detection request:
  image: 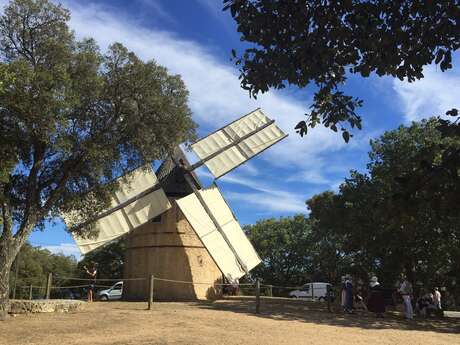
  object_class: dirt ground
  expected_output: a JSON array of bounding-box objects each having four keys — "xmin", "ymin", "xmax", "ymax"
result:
[{"xmin": 1, "ymin": 297, "xmax": 459, "ymax": 345}]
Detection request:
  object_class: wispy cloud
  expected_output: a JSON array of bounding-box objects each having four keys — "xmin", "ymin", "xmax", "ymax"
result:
[
  {"xmin": 42, "ymin": 243, "xmax": 81, "ymax": 260},
  {"xmin": 196, "ymin": 170, "xmax": 307, "ymax": 213},
  {"xmin": 136, "ymin": 0, "xmax": 177, "ymax": 25},
  {"xmin": 225, "ymin": 191, "xmax": 307, "ymax": 213},
  {"xmin": 393, "ymin": 60, "xmax": 460, "ymax": 122}
]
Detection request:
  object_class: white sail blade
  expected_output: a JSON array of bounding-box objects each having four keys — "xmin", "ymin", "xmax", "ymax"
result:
[
  {"xmin": 64, "ymin": 166, "xmax": 171, "ymax": 254},
  {"xmin": 176, "ymin": 184, "xmax": 261, "ymax": 282},
  {"xmin": 191, "ymin": 108, "xmax": 287, "ymax": 179}
]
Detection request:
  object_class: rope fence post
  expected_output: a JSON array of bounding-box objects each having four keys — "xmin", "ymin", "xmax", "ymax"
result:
[
  {"xmin": 45, "ymin": 273, "xmax": 52, "ymax": 299},
  {"xmin": 311, "ymin": 283, "xmax": 314, "ymax": 301},
  {"xmin": 29, "ymin": 285, "xmax": 33, "ymax": 300},
  {"xmin": 327, "ymin": 284, "xmax": 331, "ymax": 313},
  {"xmin": 269, "ymin": 285, "xmax": 273, "ymax": 297},
  {"xmin": 148, "ymin": 274, "xmax": 154, "ymax": 310},
  {"xmin": 255, "ymin": 279, "xmax": 260, "ymax": 314}
]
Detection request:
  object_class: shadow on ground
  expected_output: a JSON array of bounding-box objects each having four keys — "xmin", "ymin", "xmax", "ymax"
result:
[{"xmin": 191, "ymin": 296, "xmax": 460, "ymax": 334}]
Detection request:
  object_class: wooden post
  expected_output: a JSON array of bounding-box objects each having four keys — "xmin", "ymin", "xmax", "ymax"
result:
[
  {"xmin": 311, "ymin": 283, "xmax": 314, "ymax": 301},
  {"xmin": 148, "ymin": 274, "xmax": 154, "ymax": 310},
  {"xmin": 268, "ymin": 285, "xmax": 273, "ymax": 297},
  {"xmin": 29, "ymin": 285, "xmax": 33, "ymax": 300},
  {"xmin": 45, "ymin": 273, "xmax": 52, "ymax": 299},
  {"xmin": 255, "ymin": 279, "xmax": 260, "ymax": 314},
  {"xmin": 327, "ymin": 284, "xmax": 331, "ymax": 313}
]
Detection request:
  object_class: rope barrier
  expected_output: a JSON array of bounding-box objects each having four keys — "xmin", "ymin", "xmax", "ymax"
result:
[
  {"xmin": 261, "ymin": 284, "xmax": 304, "ymax": 290},
  {"xmin": 20, "ymin": 284, "xmax": 113, "ymax": 290},
  {"xmin": 51, "ymin": 284, "xmax": 89, "ymax": 289},
  {"xmin": 151, "ymin": 276, "xmax": 254, "ymax": 286},
  {"xmin": 19, "ymin": 285, "xmax": 46, "ymax": 289},
  {"xmin": 54, "ymin": 276, "xmax": 146, "ymax": 282},
  {"xmin": 20, "ymin": 275, "xmax": 316, "ymax": 292}
]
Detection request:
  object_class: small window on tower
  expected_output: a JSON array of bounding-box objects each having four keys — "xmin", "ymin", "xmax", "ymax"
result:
[{"xmin": 151, "ymin": 215, "xmax": 162, "ymax": 223}]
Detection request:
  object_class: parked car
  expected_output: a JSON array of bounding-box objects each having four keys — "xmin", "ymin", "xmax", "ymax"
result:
[
  {"xmin": 289, "ymin": 282, "xmax": 333, "ymax": 301},
  {"xmin": 97, "ymin": 281, "xmax": 123, "ymax": 301}
]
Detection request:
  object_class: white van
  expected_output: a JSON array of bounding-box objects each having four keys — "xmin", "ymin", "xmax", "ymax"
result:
[{"xmin": 289, "ymin": 282, "xmax": 332, "ymax": 301}]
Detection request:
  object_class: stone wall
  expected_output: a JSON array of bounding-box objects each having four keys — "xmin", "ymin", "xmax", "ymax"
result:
[{"xmin": 9, "ymin": 299, "xmax": 85, "ymax": 314}]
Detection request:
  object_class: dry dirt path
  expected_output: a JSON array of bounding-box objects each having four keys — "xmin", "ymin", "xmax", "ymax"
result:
[{"xmin": 1, "ymin": 298, "xmax": 459, "ymax": 345}]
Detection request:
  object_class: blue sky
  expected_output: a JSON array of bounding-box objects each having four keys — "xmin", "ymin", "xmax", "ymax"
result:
[{"xmin": 5, "ymin": 0, "xmax": 459, "ymax": 259}]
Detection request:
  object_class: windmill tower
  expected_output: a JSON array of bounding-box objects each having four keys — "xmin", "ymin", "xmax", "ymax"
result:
[{"xmin": 65, "ymin": 108, "xmax": 287, "ymax": 300}]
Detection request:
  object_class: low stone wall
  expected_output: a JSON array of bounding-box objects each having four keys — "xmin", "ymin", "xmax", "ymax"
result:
[{"xmin": 9, "ymin": 299, "xmax": 85, "ymax": 314}]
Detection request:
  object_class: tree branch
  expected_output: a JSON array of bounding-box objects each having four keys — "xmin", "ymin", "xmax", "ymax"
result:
[
  {"xmin": 0, "ymin": 200, "xmax": 12, "ymax": 242},
  {"xmin": 14, "ymin": 142, "xmax": 45, "ymax": 244}
]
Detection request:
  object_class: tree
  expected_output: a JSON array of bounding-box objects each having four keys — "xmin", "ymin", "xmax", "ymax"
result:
[
  {"xmin": 9, "ymin": 243, "xmax": 78, "ymax": 299},
  {"xmin": 306, "ymin": 192, "xmax": 356, "ymax": 283},
  {"xmin": 224, "ymin": 0, "xmax": 460, "ymax": 140},
  {"xmin": 244, "ymin": 215, "xmax": 313, "ymax": 289},
  {"xmin": 0, "ymin": 0, "xmax": 196, "ymax": 319},
  {"xmin": 307, "ymin": 118, "xmax": 460, "ymax": 299}
]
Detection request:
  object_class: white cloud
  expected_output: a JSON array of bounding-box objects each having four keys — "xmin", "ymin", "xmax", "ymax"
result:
[
  {"xmin": 226, "ymin": 191, "xmax": 307, "ymax": 214},
  {"xmin": 43, "ymin": 243, "xmax": 81, "ymax": 260},
  {"xmin": 137, "ymin": 0, "xmax": 177, "ymax": 24},
  {"xmin": 198, "ymin": 170, "xmax": 308, "ymax": 213},
  {"xmin": 393, "ymin": 63, "xmax": 460, "ymax": 122}
]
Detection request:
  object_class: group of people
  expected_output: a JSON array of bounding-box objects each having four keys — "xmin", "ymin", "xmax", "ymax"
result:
[
  {"xmin": 416, "ymin": 287, "xmax": 442, "ymax": 317},
  {"xmin": 396, "ymin": 276, "xmax": 442, "ymax": 319},
  {"xmin": 340, "ymin": 274, "xmax": 442, "ymax": 320},
  {"xmin": 340, "ymin": 275, "xmax": 386, "ymax": 317}
]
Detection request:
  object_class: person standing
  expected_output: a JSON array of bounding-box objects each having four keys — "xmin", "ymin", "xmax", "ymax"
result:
[
  {"xmin": 84, "ymin": 263, "xmax": 97, "ymax": 302},
  {"xmin": 344, "ymin": 275, "xmax": 354, "ymax": 313},
  {"xmin": 433, "ymin": 287, "xmax": 442, "ymax": 310},
  {"xmin": 340, "ymin": 276, "xmax": 347, "ymax": 312},
  {"xmin": 398, "ymin": 276, "xmax": 413, "ymax": 320},
  {"xmin": 367, "ymin": 276, "xmax": 385, "ymax": 318}
]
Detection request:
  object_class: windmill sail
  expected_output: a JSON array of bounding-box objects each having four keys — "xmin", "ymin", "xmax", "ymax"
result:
[
  {"xmin": 176, "ymin": 184, "xmax": 261, "ymax": 282},
  {"xmin": 191, "ymin": 108, "xmax": 287, "ymax": 179},
  {"xmin": 64, "ymin": 166, "xmax": 171, "ymax": 254}
]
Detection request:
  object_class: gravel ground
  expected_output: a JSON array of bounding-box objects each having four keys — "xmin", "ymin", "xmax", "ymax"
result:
[{"xmin": 1, "ymin": 297, "xmax": 459, "ymax": 345}]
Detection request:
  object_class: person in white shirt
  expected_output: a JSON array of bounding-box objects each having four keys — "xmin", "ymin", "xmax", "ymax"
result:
[
  {"xmin": 398, "ymin": 276, "xmax": 413, "ymax": 320},
  {"xmin": 433, "ymin": 287, "xmax": 442, "ymax": 310}
]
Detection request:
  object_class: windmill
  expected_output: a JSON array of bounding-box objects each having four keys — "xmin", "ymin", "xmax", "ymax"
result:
[{"xmin": 64, "ymin": 108, "xmax": 287, "ymax": 300}]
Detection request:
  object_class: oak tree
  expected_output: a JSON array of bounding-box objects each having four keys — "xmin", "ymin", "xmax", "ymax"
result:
[{"xmin": 0, "ymin": 0, "xmax": 195, "ymax": 319}]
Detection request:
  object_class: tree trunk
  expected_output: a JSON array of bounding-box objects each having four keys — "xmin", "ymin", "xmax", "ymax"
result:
[{"xmin": 0, "ymin": 250, "xmax": 14, "ymax": 320}]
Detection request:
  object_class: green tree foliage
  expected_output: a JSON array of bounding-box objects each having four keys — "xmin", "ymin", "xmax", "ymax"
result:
[
  {"xmin": 307, "ymin": 192, "xmax": 355, "ymax": 283},
  {"xmin": 78, "ymin": 239, "xmax": 125, "ymax": 280},
  {"xmin": 224, "ymin": 0, "xmax": 460, "ymax": 139},
  {"xmin": 9, "ymin": 243, "xmax": 77, "ymax": 299},
  {"xmin": 247, "ymin": 118, "xmax": 459, "ymax": 305},
  {"xmin": 244, "ymin": 215, "xmax": 313, "ymax": 287},
  {"xmin": 308, "ymin": 118, "xmax": 460, "ymax": 300},
  {"xmin": 0, "ymin": 0, "xmax": 196, "ymax": 318}
]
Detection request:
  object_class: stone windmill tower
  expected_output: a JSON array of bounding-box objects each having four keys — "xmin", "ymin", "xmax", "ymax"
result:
[{"xmin": 66, "ymin": 108, "xmax": 287, "ymax": 300}]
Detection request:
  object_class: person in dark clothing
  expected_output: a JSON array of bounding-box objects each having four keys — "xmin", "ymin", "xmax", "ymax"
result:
[
  {"xmin": 355, "ymin": 284, "xmax": 368, "ymax": 311},
  {"xmin": 344, "ymin": 275, "xmax": 354, "ymax": 313},
  {"xmin": 367, "ymin": 276, "xmax": 385, "ymax": 318},
  {"xmin": 84, "ymin": 263, "xmax": 97, "ymax": 302}
]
